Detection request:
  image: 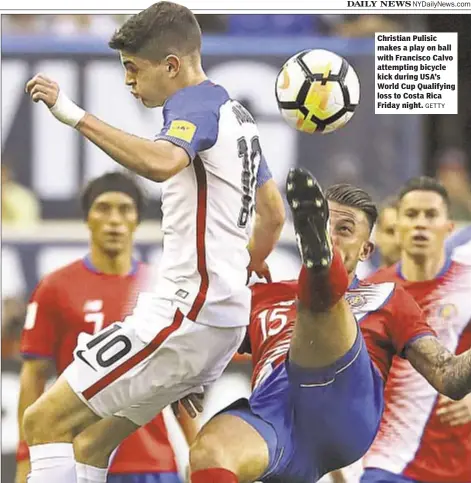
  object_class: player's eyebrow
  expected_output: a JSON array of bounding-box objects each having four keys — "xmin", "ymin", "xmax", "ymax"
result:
[
  {"xmin": 122, "ymin": 60, "xmax": 137, "ymax": 70},
  {"xmin": 94, "ymin": 201, "xmax": 111, "ymax": 208}
]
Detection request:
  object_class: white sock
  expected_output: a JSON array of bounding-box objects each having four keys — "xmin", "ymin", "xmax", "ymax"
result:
[
  {"xmin": 28, "ymin": 443, "xmax": 77, "ymax": 482},
  {"xmin": 76, "ymin": 462, "xmax": 107, "ymax": 483}
]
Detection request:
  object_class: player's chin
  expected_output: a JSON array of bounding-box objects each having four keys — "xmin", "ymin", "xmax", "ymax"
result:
[
  {"xmin": 103, "ymin": 242, "xmax": 126, "ymax": 256},
  {"xmin": 408, "ymin": 245, "xmax": 430, "ymax": 257},
  {"xmin": 141, "ymin": 97, "xmax": 162, "ymax": 108}
]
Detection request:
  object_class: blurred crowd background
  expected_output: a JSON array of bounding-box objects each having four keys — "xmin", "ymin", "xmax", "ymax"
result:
[
  {"xmin": 1, "ymin": 13, "xmax": 418, "ymax": 37},
  {"xmin": 2, "ymin": 12, "xmax": 471, "ymax": 481}
]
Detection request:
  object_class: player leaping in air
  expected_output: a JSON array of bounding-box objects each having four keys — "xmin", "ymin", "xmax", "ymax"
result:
[
  {"xmin": 23, "ymin": 4, "xmax": 285, "ymax": 483},
  {"xmin": 188, "ymin": 168, "xmax": 471, "ymax": 483}
]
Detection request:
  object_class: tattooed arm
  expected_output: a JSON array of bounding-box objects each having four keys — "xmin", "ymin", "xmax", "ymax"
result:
[{"xmin": 406, "ymin": 336, "xmax": 471, "ymax": 401}]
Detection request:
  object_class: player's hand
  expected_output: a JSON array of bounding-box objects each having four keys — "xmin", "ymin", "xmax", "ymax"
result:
[
  {"xmin": 436, "ymin": 394, "xmax": 471, "ymax": 426},
  {"xmin": 25, "ymin": 73, "xmax": 59, "ymax": 108},
  {"xmin": 25, "ymin": 73, "xmax": 85, "ymax": 127},
  {"xmin": 171, "ymin": 391, "xmax": 204, "ymax": 419},
  {"xmin": 247, "ymin": 260, "xmax": 272, "ymax": 283}
]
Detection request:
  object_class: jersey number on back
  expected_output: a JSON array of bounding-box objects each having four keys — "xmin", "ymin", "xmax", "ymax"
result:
[{"xmin": 237, "ymin": 136, "xmax": 261, "ymax": 228}]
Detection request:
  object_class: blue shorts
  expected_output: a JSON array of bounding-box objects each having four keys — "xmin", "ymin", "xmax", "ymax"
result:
[
  {"xmin": 107, "ymin": 473, "xmax": 182, "ymax": 483},
  {"xmin": 361, "ymin": 469, "xmax": 421, "ymax": 483},
  {"xmin": 223, "ymin": 329, "xmax": 384, "ymax": 483}
]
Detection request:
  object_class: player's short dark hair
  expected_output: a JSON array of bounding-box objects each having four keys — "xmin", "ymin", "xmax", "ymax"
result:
[
  {"xmin": 397, "ymin": 176, "xmax": 450, "ymax": 213},
  {"xmin": 81, "ymin": 172, "xmax": 146, "ymax": 222},
  {"xmin": 326, "ymin": 183, "xmax": 378, "ymax": 233},
  {"xmin": 109, "ymin": 2, "xmax": 202, "ymax": 62}
]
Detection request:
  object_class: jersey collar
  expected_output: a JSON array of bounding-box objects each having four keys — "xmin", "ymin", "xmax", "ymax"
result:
[{"xmin": 83, "ymin": 255, "xmax": 139, "ymax": 276}]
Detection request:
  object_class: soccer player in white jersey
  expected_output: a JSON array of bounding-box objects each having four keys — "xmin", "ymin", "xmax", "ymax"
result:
[{"xmin": 23, "ymin": 4, "xmax": 285, "ymax": 483}]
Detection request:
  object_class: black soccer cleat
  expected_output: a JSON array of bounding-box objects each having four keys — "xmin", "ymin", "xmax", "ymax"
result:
[{"xmin": 286, "ymin": 168, "xmax": 332, "ymax": 271}]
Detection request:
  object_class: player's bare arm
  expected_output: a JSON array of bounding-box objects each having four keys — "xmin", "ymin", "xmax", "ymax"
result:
[
  {"xmin": 25, "ymin": 74, "xmax": 189, "ymax": 182},
  {"xmin": 16, "ymin": 359, "xmax": 54, "ymax": 483},
  {"xmin": 406, "ymin": 335, "xmax": 471, "ymax": 400},
  {"xmin": 248, "ymin": 178, "xmax": 285, "ymax": 276}
]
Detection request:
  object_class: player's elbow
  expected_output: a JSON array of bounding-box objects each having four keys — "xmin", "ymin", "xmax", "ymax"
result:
[
  {"xmin": 442, "ymin": 383, "xmax": 468, "ymax": 401},
  {"xmin": 440, "ymin": 365, "xmax": 470, "ymax": 401}
]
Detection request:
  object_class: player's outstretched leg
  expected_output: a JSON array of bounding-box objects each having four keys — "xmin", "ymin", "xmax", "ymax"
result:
[
  {"xmin": 286, "ymin": 168, "xmax": 357, "ymax": 368},
  {"xmin": 22, "ymin": 375, "xmax": 102, "ymax": 482},
  {"xmin": 189, "ymin": 413, "xmax": 270, "ymax": 483}
]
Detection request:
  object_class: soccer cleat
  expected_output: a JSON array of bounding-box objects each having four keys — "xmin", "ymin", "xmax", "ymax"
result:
[{"xmin": 286, "ymin": 168, "xmax": 332, "ymax": 271}]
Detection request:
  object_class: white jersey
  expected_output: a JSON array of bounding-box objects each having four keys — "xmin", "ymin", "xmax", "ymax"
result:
[{"xmin": 154, "ymin": 80, "xmax": 270, "ymax": 328}]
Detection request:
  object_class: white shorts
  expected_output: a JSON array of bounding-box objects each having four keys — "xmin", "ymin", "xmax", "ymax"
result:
[{"xmin": 64, "ymin": 294, "xmax": 246, "ymax": 426}]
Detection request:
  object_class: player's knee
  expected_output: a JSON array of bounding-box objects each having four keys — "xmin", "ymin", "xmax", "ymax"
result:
[
  {"xmin": 190, "ymin": 433, "xmax": 235, "ymax": 472},
  {"xmin": 23, "ymin": 400, "xmax": 63, "ymax": 444}
]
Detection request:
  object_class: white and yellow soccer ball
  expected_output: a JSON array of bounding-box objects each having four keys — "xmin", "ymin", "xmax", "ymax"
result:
[{"xmin": 275, "ymin": 49, "xmax": 360, "ymax": 134}]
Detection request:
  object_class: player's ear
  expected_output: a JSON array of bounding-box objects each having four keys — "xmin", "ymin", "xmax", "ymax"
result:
[
  {"xmin": 359, "ymin": 240, "xmax": 375, "ymax": 262},
  {"xmin": 165, "ymin": 55, "xmax": 180, "ymax": 78}
]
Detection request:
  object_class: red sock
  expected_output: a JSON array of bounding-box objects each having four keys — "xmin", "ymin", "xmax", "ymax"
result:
[
  {"xmin": 191, "ymin": 468, "xmax": 238, "ymax": 483},
  {"xmin": 298, "ymin": 247, "xmax": 349, "ymax": 312}
]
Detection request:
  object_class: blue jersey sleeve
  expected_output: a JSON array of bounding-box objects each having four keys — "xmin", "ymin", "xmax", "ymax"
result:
[
  {"xmin": 155, "ymin": 81, "xmax": 228, "ymax": 161},
  {"xmin": 257, "ymin": 155, "xmax": 273, "ymax": 187}
]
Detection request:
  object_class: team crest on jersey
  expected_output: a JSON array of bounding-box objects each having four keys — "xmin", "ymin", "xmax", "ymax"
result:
[
  {"xmin": 167, "ymin": 120, "xmax": 196, "ymax": 142},
  {"xmin": 346, "ymin": 293, "xmax": 367, "ymax": 309},
  {"xmin": 347, "ymin": 282, "xmax": 395, "ymax": 322}
]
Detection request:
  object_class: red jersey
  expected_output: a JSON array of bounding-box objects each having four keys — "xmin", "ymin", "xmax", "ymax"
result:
[
  {"xmin": 364, "ymin": 260, "xmax": 471, "ymax": 483},
  {"xmin": 248, "ymin": 278, "xmax": 434, "ymax": 390},
  {"xmin": 20, "ymin": 257, "xmax": 178, "ymax": 475}
]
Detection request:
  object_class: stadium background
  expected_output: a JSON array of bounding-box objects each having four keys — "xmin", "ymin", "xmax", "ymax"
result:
[{"xmin": 2, "ymin": 12, "xmax": 471, "ymax": 482}]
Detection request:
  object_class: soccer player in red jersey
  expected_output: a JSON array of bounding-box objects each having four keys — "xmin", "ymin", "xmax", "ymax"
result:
[
  {"xmin": 188, "ymin": 169, "xmax": 471, "ymax": 483},
  {"xmin": 362, "ymin": 176, "xmax": 471, "ymax": 483},
  {"xmin": 16, "ymin": 172, "xmax": 196, "ymax": 483}
]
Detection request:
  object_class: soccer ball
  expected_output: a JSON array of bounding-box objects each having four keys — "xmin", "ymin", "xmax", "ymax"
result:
[{"xmin": 275, "ymin": 49, "xmax": 360, "ymax": 134}]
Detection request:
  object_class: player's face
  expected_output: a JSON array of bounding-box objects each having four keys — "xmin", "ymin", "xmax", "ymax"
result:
[
  {"xmin": 87, "ymin": 192, "xmax": 138, "ymax": 257},
  {"xmin": 328, "ymin": 201, "xmax": 374, "ymax": 275},
  {"xmin": 120, "ymin": 52, "xmax": 175, "ymax": 108},
  {"xmin": 375, "ymin": 207, "xmax": 401, "ymax": 267},
  {"xmin": 397, "ymin": 190, "xmax": 453, "ymax": 259}
]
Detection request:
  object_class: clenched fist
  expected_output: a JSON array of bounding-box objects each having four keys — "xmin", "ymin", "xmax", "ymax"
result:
[
  {"xmin": 25, "ymin": 73, "xmax": 59, "ymax": 108},
  {"xmin": 25, "ymin": 73, "xmax": 85, "ymax": 127}
]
